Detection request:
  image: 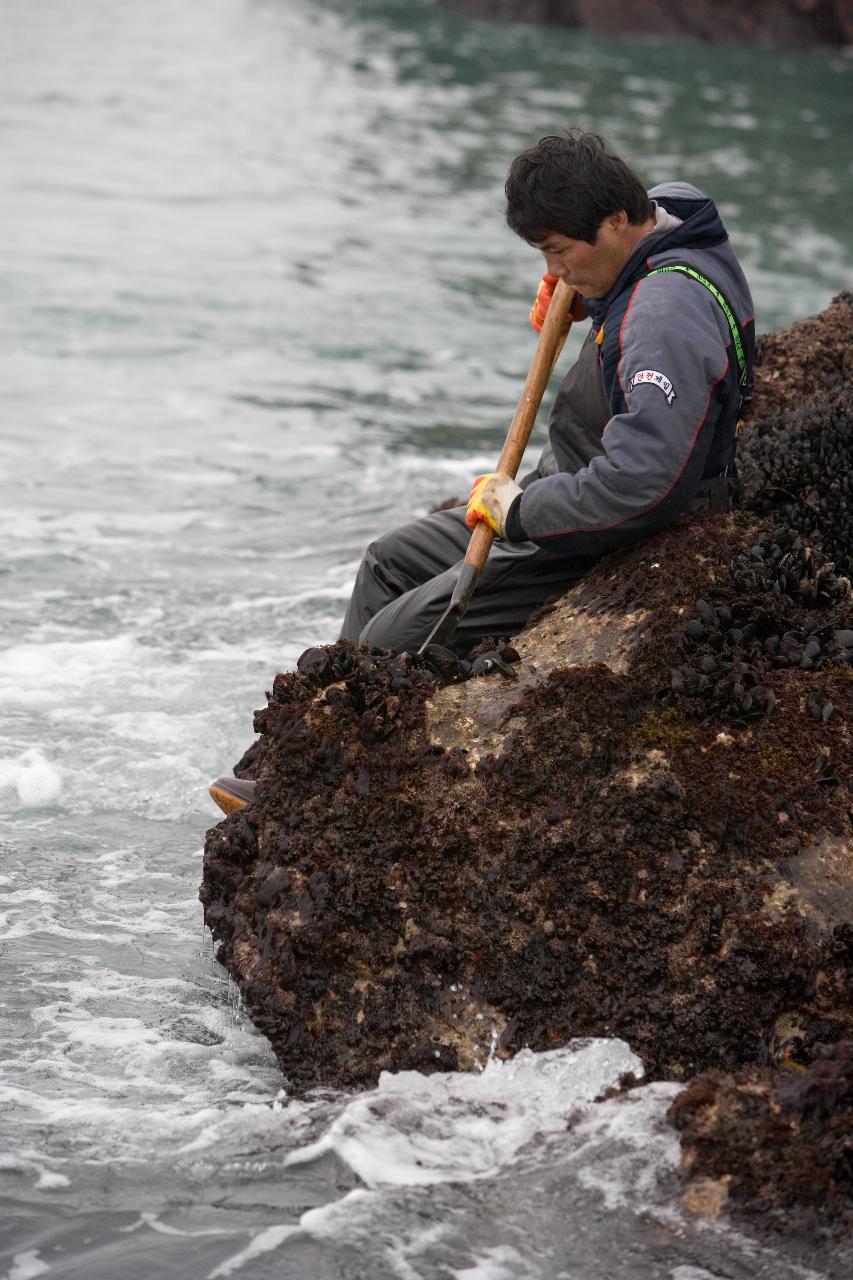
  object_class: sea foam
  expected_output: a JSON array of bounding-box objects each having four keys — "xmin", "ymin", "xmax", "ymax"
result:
[
  {"xmin": 0, "ymin": 748, "xmax": 62, "ymax": 808},
  {"xmin": 285, "ymin": 1039, "xmax": 644, "ymax": 1189}
]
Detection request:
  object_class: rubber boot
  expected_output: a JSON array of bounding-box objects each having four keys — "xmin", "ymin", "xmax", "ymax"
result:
[{"xmin": 208, "ymin": 776, "xmax": 256, "ymax": 815}]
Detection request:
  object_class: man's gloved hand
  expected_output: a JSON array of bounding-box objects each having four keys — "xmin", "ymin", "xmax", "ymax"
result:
[
  {"xmin": 465, "ymin": 472, "xmax": 522, "ymax": 539},
  {"xmin": 529, "ymin": 274, "xmax": 588, "ymax": 332}
]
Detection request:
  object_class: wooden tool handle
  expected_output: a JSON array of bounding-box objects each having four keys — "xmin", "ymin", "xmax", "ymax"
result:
[{"xmin": 463, "ymin": 279, "xmax": 576, "ymax": 572}]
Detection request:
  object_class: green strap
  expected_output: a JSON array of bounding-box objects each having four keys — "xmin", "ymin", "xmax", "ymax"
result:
[{"xmin": 646, "ymin": 263, "xmax": 747, "ymax": 384}]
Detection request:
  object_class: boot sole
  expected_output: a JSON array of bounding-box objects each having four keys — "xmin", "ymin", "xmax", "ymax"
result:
[{"xmin": 209, "ymin": 785, "xmax": 249, "ymax": 816}]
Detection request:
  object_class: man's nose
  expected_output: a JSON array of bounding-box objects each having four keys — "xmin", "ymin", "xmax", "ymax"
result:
[{"xmin": 544, "ymin": 254, "xmax": 567, "ymax": 279}]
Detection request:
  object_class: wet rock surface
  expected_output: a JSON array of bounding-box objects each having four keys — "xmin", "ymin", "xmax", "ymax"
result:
[
  {"xmin": 670, "ymin": 1040, "xmax": 853, "ymax": 1238},
  {"xmin": 436, "ymin": 1, "xmax": 853, "ymax": 49},
  {"xmin": 201, "ymin": 294, "xmax": 852, "ymax": 1234}
]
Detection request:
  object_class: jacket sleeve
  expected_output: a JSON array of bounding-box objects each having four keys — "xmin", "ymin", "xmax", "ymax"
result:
[{"xmin": 504, "ymin": 273, "xmax": 731, "ymax": 556}]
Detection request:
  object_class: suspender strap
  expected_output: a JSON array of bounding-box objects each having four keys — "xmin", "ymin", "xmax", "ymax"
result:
[{"xmin": 646, "ymin": 263, "xmax": 748, "ymax": 385}]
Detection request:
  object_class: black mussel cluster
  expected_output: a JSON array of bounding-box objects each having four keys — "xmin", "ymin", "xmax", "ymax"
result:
[
  {"xmin": 342, "ymin": 640, "xmax": 519, "ymax": 688},
  {"xmin": 286, "ymin": 643, "xmax": 435, "ymax": 699},
  {"xmin": 253, "ymin": 639, "xmax": 520, "ymax": 755},
  {"xmin": 738, "ymin": 392, "xmax": 852, "ymax": 578},
  {"xmin": 263, "ymin": 645, "xmax": 428, "ymax": 718},
  {"xmin": 729, "ymin": 529, "xmax": 849, "ymax": 610},
  {"xmin": 295, "ymin": 645, "xmax": 361, "ymax": 686},
  {"xmin": 670, "ymin": 529, "xmax": 852, "ymax": 722},
  {"xmin": 259, "ymin": 644, "xmax": 440, "ymax": 744},
  {"xmin": 420, "ymin": 640, "xmax": 519, "ymax": 683},
  {"xmin": 271, "ymin": 639, "xmax": 519, "ymax": 704}
]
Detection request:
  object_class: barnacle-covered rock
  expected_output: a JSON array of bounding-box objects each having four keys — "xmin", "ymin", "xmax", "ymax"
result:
[{"xmin": 201, "ymin": 295, "xmax": 852, "ymax": 1240}]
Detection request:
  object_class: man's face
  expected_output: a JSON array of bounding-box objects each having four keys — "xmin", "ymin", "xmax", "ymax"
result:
[{"xmin": 534, "ymin": 212, "xmax": 635, "ymax": 300}]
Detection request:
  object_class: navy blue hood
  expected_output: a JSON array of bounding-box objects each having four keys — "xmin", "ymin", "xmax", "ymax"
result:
[{"xmin": 585, "ymin": 183, "xmax": 728, "ymax": 324}]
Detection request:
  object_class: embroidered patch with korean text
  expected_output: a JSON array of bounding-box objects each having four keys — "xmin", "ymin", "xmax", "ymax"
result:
[{"xmin": 629, "ymin": 369, "xmax": 677, "ymax": 405}]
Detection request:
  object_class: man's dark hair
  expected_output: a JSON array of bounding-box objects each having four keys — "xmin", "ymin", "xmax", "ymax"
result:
[{"xmin": 505, "ymin": 131, "xmax": 653, "ymax": 244}]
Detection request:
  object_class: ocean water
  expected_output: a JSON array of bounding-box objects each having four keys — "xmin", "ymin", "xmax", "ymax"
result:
[{"xmin": 1, "ymin": 1, "xmax": 851, "ymax": 1276}]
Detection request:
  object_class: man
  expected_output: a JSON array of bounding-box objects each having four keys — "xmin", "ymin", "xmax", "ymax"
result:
[{"xmin": 209, "ymin": 130, "xmax": 754, "ymax": 814}]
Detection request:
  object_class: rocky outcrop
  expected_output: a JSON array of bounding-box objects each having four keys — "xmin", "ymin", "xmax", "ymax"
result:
[
  {"xmin": 437, "ymin": 1, "xmax": 853, "ymax": 48},
  {"xmin": 201, "ymin": 294, "xmax": 852, "ymax": 1232},
  {"xmin": 670, "ymin": 1041, "xmax": 853, "ymax": 1237}
]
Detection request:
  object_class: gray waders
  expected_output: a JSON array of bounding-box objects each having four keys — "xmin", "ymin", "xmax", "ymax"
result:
[{"xmin": 339, "ymin": 505, "xmax": 594, "ymax": 655}]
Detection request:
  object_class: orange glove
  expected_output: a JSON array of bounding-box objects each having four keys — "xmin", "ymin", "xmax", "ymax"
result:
[
  {"xmin": 529, "ymin": 274, "xmax": 588, "ymax": 332},
  {"xmin": 465, "ymin": 472, "xmax": 522, "ymax": 539}
]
